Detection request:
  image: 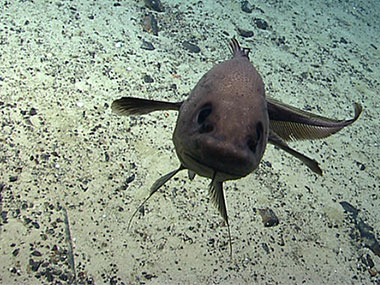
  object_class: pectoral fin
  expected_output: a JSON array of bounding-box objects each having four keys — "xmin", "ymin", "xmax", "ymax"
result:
[
  {"xmin": 268, "ymin": 130, "xmax": 323, "ymax": 175},
  {"xmin": 267, "ymin": 97, "xmax": 362, "ymax": 141},
  {"xmin": 150, "ymin": 165, "xmax": 185, "ymax": 194},
  {"xmin": 112, "ymin": 97, "xmax": 182, "ymax": 115},
  {"xmin": 127, "ymin": 165, "xmax": 185, "ymax": 230}
]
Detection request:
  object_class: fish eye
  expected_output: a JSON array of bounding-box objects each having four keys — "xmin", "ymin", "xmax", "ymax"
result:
[{"xmin": 197, "ymin": 103, "xmax": 212, "ymax": 124}]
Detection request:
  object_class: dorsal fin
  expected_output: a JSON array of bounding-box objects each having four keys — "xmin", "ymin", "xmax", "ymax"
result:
[{"xmin": 229, "ymin": 38, "xmax": 250, "ymax": 58}]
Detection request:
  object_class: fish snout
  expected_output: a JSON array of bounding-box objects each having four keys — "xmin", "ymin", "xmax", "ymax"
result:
[
  {"xmin": 184, "ymin": 105, "xmax": 267, "ymax": 178},
  {"xmin": 194, "ymin": 131, "xmax": 264, "ymax": 177}
]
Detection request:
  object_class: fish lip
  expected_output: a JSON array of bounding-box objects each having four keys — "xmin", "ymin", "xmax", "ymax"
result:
[{"xmin": 182, "ymin": 151, "xmax": 245, "ymax": 179}]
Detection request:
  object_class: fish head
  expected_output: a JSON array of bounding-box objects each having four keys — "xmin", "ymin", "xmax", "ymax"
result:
[{"xmin": 173, "ymin": 60, "xmax": 269, "ymax": 181}]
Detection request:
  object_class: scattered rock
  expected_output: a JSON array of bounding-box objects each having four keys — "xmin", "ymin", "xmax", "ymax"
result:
[
  {"xmin": 9, "ymin": 176, "xmax": 18, "ymax": 182},
  {"xmin": 143, "ymin": 74, "xmax": 154, "ymax": 83},
  {"xmin": 237, "ymin": 28, "xmax": 254, "ymax": 38},
  {"xmin": 125, "ymin": 174, "xmax": 135, "ymax": 184},
  {"xmin": 241, "ymin": 1, "xmax": 253, "ymax": 13},
  {"xmin": 340, "ymin": 202, "xmax": 380, "ymax": 257},
  {"xmin": 142, "ymin": 14, "xmax": 158, "ymax": 36},
  {"xmin": 12, "ymin": 248, "xmax": 20, "ymax": 257},
  {"xmin": 29, "ymin": 107, "xmax": 37, "ymax": 116},
  {"xmin": 141, "ymin": 40, "xmax": 155, "ymax": 50},
  {"xmin": 361, "ymin": 253, "xmax": 374, "ymax": 268},
  {"xmin": 29, "ymin": 258, "xmax": 42, "ymax": 272},
  {"xmin": 144, "ymin": 0, "xmax": 164, "ymax": 12},
  {"xmin": 182, "ymin": 41, "xmax": 201, "ymax": 53},
  {"xmin": 258, "ymin": 208, "xmax": 279, "ymax": 227},
  {"xmin": 254, "ymin": 18, "xmax": 269, "ymax": 30},
  {"xmin": 31, "ymin": 250, "xmax": 42, "ymax": 257},
  {"xmin": 340, "ymin": 37, "xmax": 348, "ymax": 44}
]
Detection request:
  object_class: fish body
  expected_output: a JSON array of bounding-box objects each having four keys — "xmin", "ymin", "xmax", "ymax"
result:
[
  {"xmin": 173, "ymin": 39, "xmax": 268, "ymax": 182},
  {"xmin": 111, "ymin": 38, "xmax": 362, "ymax": 255}
]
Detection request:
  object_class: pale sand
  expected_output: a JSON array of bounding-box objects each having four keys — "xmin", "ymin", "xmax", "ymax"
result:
[{"xmin": 0, "ymin": 0, "xmax": 379, "ymax": 283}]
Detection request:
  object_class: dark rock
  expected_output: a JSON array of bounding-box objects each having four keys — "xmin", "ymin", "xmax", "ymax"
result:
[
  {"xmin": 59, "ymin": 273, "xmax": 68, "ymax": 281},
  {"xmin": 144, "ymin": 0, "xmax": 164, "ymax": 12},
  {"xmin": 29, "ymin": 107, "xmax": 37, "ymax": 116},
  {"xmin": 12, "ymin": 248, "xmax": 20, "ymax": 257},
  {"xmin": 361, "ymin": 253, "xmax": 375, "ymax": 268},
  {"xmin": 241, "ymin": 1, "xmax": 253, "ymax": 13},
  {"xmin": 29, "ymin": 258, "xmax": 42, "ymax": 272},
  {"xmin": 31, "ymin": 250, "xmax": 42, "ymax": 257},
  {"xmin": 9, "ymin": 176, "xmax": 18, "ymax": 182},
  {"xmin": 126, "ymin": 174, "xmax": 135, "ymax": 184},
  {"xmin": 254, "ymin": 18, "xmax": 269, "ymax": 30},
  {"xmin": 237, "ymin": 28, "xmax": 254, "ymax": 38},
  {"xmin": 142, "ymin": 14, "xmax": 158, "ymax": 36},
  {"xmin": 1, "ymin": 211, "xmax": 8, "ymax": 223},
  {"xmin": 258, "ymin": 208, "xmax": 279, "ymax": 227},
  {"xmin": 32, "ymin": 221, "xmax": 40, "ymax": 229},
  {"xmin": 143, "ymin": 74, "xmax": 154, "ymax": 83},
  {"xmin": 261, "ymin": 242, "xmax": 270, "ymax": 254},
  {"xmin": 182, "ymin": 41, "xmax": 201, "ymax": 53},
  {"xmin": 141, "ymin": 40, "xmax": 155, "ymax": 50}
]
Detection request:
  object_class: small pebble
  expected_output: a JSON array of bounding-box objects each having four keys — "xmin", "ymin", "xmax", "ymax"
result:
[
  {"xmin": 126, "ymin": 174, "xmax": 135, "ymax": 184},
  {"xmin": 241, "ymin": 1, "xmax": 253, "ymax": 13},
  {"xmin": 143, "ymin": 74, "xmax": 154, "ymax": 83},
  {"xmin": 31, "ymin": 250, "xmax": 42, "ymax": 257},
  {"xmin": 29, "ymin": 258, "xmax": 42, "ymax": 272},
  {"xmin": 142, "ymin": 14, "xmax": 158, "ymax": 36},
  {"xmin": 254, "ymin": 18, "xmax": 269, "ymax": 30},
  {"xmin": 258, "ymin": 208, "xmax": 279, "ymax": 227},
  {"xmin": 29, "ymin": 107, "xmax": 37, "ymax": 116},
  {"xmin": 9, "ymin": 176, "xmax": 18, "ymax": 182},
  {"xmin": 32, "ymin": 221, "xmax": 40, "ymax": 229},
  {"xmin": 182, "ymin": 41, "xmax": 201, "ymax": 53},
  {"xmin": 12, "ymin": 248, "xmax": 20, "ymax": 257},
  {"xmin": 237, "ymin": 28, "xmax": 254, "ymax": 38},
  {"xmin": 144, "ymin": 0, "xmax": 164, "ymax": 12},
  {"xmin": 141, "ymin": 40, "xmax": 155, "ymax": 51}
]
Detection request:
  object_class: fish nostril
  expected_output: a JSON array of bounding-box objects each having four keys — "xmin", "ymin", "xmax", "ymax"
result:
[
  {"xmin": 197, "ymin": 103, "xmax": 214, "ymax": 133},
  {"xmin": 247, "ymin": 137, "xmax": 258, "ymax": 153},
  {"xmin": 247, "ymin": 122, "xmax": 264, "ymax": 153},
  {"xmin": 256, "ymin": 122, "xmax": 263, "ymax": 142},
  {"xmin": 199, "ymin": 122, "xmax": 214, "ymax": 134}
]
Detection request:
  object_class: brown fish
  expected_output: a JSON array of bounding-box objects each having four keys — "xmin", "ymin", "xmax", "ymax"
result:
[{"xmin": 111, "ymin": 38, "xmax": 362, "ymax": 255}]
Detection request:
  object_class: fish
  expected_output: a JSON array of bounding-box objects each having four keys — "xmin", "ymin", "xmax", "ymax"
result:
[{"xmin": 111, "ymin": 38, "xmax": 362, "ymax": 256}]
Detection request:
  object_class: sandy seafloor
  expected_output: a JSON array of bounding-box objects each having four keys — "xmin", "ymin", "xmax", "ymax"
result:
[{"xmin": 0, "ymin": 0, "xmax": 379, "ymax": 284}]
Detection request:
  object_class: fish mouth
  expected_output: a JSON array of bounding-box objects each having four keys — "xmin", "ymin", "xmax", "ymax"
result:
[{"xmin": 182, "ymin": 151, "xmax": 249, "ymax": 181}]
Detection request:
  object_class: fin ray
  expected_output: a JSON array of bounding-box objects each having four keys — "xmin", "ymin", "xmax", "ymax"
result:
[
  {"xmin": 268, "ymin": 130, "xmax": 323, "ymax": 175},
  {"xmin": 267, "ymin": 97, "xmax": 362, "ymax": 141},
  {"xmin": 127, "ymin": 165, "xmax": 185, "ymax": 231},
  {"xmin": 112, "ymin": 97, "xmax": 182, "ymax": 116}
]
